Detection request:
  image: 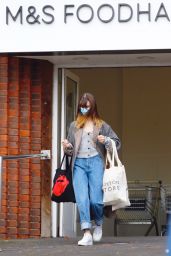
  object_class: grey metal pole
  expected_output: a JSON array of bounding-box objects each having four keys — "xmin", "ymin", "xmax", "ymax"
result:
[{"xmin": 0, "ymin": 156, "xmax": 3, "ymax": 212}]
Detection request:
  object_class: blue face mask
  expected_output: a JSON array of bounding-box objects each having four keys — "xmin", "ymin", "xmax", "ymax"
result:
[{"xmin": 80, "ymin": 107, "xmax": 90, "ymax": 115}]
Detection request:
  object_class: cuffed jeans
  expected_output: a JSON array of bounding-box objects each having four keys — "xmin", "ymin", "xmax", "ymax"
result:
[{"xmin": 73, "ymin": 154, "xmax": 104, "ymax": 230}]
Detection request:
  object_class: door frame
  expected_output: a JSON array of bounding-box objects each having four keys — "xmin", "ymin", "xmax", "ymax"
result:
[{"xmin": 51, "ymin": 67, "xmax": 79, "ymax": 237}]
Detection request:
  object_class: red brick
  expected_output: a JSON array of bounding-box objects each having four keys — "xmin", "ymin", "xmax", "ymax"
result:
[
  {"xmin": 8, "ymin": 174, "xmax": 19, "ymax": 181},
  {"xmin": 20, "ymin": 137, "xmax": 30, "ymax": 143},
  {"xmin": 7, "ymin": 234, "xmax": 18, "ymax": 239},
  {"xmin": 20, "ymin": 176, "xmax": 30, "ymax": 182},
  {"xmin": 30, "ymin": 209, "xmax": 40, "ymax": 216},
  {"xmin": 0, "ymin": 57, "xmax": 53, "ymax": 238},
  {"xmin": 30, "ymin": 202, "xmax": 40, "ymax": 209},
  {"xmin": 1, "ymin": 206, "xmax": 7, "ymax": 213},
  {"xmin": 19, "ymin": 182, "xmax": 29, "ymax": 189},
  {"xmin": 7, "ymin": 227, "xmax": 17, "ymax": 234},
  {"xmin": 31, "ymin": 158, "xmax": 40, "ymax": 164},
  {"xmin": 18, "ymin": 234, "xmax": 29, "ymax": 239},
  {"xmin": 0, "ymin": 103, "xmax": 7, "ymax": 109},
  {"xmin": 19, "ymin": 208, "xmax": 29, "ymax": 215},
  {"xmin": 0, "ymin": 128, "xmax": 7, "ymax": 134},
  {"xmin": 18, "ymin": 214, "xmax": 29, "ymax": 222},
  {"xmin": 7, "ymin": 207, "xmax": 18, "ymax": 214},
  {"xmin": 31, "ymin": 183, "xmax": 40, "ymax": 189},
  {"xmin": 19, "ymin": 168, "xmax": 30, "ymax": 175},
  {"xmin": 7, "ymin": 220, "xmax": 17, "ymax": 227},
  {"xmin": 7, "ymin": 214, "xmax": 17, "ymax": 220},
  {"xmin": 0, "ymin": 90, "xmax": 7, "ymax": 96},
  {"xmin": 8, "ymin": 187, "xmax": 18, "ymax": 194},
  {"xmin": 18, "ymin": 228, "xmax": 29, "ymax": 235},
  {"xmin": 0, "ymin": 141, "xmax": 7, "ymax": 147},
  {"xmin": 8, "ymin": 182, "xmax": 18, "ymax": 188},
  {"xmin": 0, "ymin": 96, "xmax": 7, "ymax": 103},
  {"xmin": 31, "ymin": 196, "xmax": 41, "ymax": 202},
  {"xmin": 31, "ymin": 131, "xmax": 41, "ymax": 138},
  {"xmin": 8, "ymin": 109, "xmax": 18, "ymax": 116},
  {"xmin": 7, "ymin": 194, "xmax": 18, "ymax": 201},
  {"xmin": 20, "ymin": 124, "xmax": 30, "ymax": 130},
  {"xmin": 7, "ymin": 167, "xmax": 18, "ymax": 173},
  {"xmin": 19, "ymin": 189, "xmax": 29, "ymax": 195},
  {"xmin": 30, "ymin": 229, "xmax": 40, "ymax": 236},
  {"xmin": 31, "ymin": 176, "xmax": 41, "ymax": 183},
  {"xmin": 8, "ymin": 136, "xmax": 19, "ymax": 143},
  {"xmin": 19, "ymin": 195, "xmax": 29, "ymax": 201},
  {"xmin": 8, "ymin": 149, "xmax": 19, "ymax": 155},
  {"xmin": 0, "ymin": 213, "xmax": 6, "ymax": 219},
  {"xmin": 19, "ymin": 201, "xmax": 29, "ymax": 208},
  {"xmin": 20, "ymin": 130, "xmax": 30, "ymax": 137},
  {"xmin": 0, "ymin": 219, "xmax": 6, "ymax": 226},
  {"xmin": 19, "ymin": 149, "xmax": 30, "ymax": 154},
  {"xmin": 0, "ymin": 117, "xmax": 8, "ymax": 124},
  {"xmin": 8, "ymin": 123, "xmax": 18, "ymax": 129},
  {"xmin": 0, "ymin": 234, "xmax": 7, "ymax": 239},
  {"xmin": 8, "ymin": 201, "xmax": 18, "ymax": 208},
  {"xmin": 18, "ymin": 222, "xmax": 29, "ymax": 228},
  {"xmin": 0, "ymin": 57, "xmax": 8, "ymax": 64},
  {"xmin": 0, "ymin": 227, "xmax": 6, "ymax": 233},
  {"xmin": 30, "ymin": 216, "xmax": 40, "ymax": 222},
  {"xmin": 20, "ymin": 143, "xmax": 30, "ymax": 150},
  {"xmin": 0, "ymin": 135, "xmax": 8, "ymax": 141},
  {"xmin": 30, "ymin": 222, "xmax": 40, "ymax": 229},
  {"xmin": 8, "ymin": 129, "xmax": 18, "ymax": 136}
]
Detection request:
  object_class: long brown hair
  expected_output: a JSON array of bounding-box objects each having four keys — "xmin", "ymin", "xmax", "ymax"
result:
[{"xmin": 75, "ymin": 93, "xmax": 103, "ymax": 128}]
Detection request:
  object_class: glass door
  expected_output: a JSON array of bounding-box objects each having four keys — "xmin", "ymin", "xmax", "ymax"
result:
[{"xmin": 59, "ymin": 69, "xmax": 79, "ymax": 237}]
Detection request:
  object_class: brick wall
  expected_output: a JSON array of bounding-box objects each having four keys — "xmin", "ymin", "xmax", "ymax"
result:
[{"xmin": 0, "ymin": 56, "xmax": 53, "ymax": 239}]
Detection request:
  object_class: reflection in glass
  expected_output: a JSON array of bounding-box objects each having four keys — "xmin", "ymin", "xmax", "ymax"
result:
[{"xmin": 66, "ymin": 77, "xmax": 77, "ymax": 134}]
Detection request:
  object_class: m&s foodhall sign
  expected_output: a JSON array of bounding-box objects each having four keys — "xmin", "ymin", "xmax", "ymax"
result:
[{"xmin": 0, "ymin": 0, "xmax": 171, "ymax": 52}]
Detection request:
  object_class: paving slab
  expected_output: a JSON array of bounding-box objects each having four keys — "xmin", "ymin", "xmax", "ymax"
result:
[{"xmin": 0, "ymin": 236, "xmax": 167, "ymax": 256}]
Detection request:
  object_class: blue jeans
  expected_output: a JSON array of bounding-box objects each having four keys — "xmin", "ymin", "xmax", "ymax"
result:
[
  {"xmin": 73, "ymin": 154, "xmax": 104, "ymax": 230},
  {"xmin": 166, "ymin": 216, "xmax": 171, "ymax": 255}
]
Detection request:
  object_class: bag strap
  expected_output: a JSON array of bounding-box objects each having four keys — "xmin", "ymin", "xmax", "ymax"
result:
[
  {"xmin": 106, "ymin": 140, "xmax": 122, "ymax": 168},
  {"xmin": 60, "ymin": 154, "xmax": 66, "ymax": 168},
  {"xmin": 60, "ymin": 154, "xmax": 72, "ymax": 171},
  {"xmin": 65, "ymin": 154, "xmax": 72, "ymax": 170}
]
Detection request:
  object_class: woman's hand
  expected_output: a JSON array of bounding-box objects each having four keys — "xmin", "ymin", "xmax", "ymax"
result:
[
  {"xmin": 97, "ymin": 135, "xmax": 105, "ymax": 144},
  {"xmin": 62, "ymin": 139, "xmax": 72, "ymax": 149}
]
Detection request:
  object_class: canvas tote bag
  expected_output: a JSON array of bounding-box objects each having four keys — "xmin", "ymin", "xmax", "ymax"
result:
[{"xmin": 103, "ymin": 139, "xmax": 130, "ymax": 210}]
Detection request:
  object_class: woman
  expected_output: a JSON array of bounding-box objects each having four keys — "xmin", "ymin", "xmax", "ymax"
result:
[{"xmin": 62, "ymin": 93, "xmax": 121, "ymax": 246}]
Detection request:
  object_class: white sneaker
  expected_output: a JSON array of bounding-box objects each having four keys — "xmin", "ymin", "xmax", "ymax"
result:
[
  {"xmin": 93, "ymin": 225, "xmax": 102, "ymax": 242},
  {"xmin": 78, "ymin": 233, "xmax": 93, "ymax": 246}
]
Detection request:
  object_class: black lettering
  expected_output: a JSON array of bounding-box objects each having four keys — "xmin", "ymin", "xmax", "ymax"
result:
[
  {"xmin": 6, "ymin": 6, "xmax": 23, "ymax": 25},
  {"xmin": 155, "ymin": 3, "xmax": 170, "ymax": 22},
  {"xmin": 42, "ymin": 5, "xmax": 55, "ymax": 24},
  {"xmin": 118, "ymin": 4, "xmax": 133, "ymax": 22},
  {"xmin": 97, "ymin": 4, "xmax": 114, "ymax": 23},
  {"xmin": 26, "ymin": 6, "xmax": 40, "ymax": 24},
  {"xmin": 77, "ymin": 4, "xmax": 94, "ymax": 23},
  {"xmin": 137, "ymin": 3, "xmax": 151, "ymax": 22},
  {"xmin": 64, "ymin": 5, "xmax": 74, "ymax": 24}
]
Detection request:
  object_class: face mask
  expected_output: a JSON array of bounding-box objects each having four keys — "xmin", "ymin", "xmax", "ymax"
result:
[{"xmin": 80, "ymin": 107, "xmax": 90, "ymax": 115}]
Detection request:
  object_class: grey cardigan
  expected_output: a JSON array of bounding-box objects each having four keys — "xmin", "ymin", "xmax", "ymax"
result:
[{"xmin": 64, "ymin": 121, "xmax": 121, "ymax": 171}]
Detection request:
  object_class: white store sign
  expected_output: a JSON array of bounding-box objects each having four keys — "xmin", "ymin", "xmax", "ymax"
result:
[{"xmin": 0, "ymin": 0, "xmax": 171, "ymax": 52}]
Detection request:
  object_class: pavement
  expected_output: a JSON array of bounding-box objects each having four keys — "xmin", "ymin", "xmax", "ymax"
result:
[{"xmin": 0, "ymin": 236, "xmax": 167, "ymax": 256}]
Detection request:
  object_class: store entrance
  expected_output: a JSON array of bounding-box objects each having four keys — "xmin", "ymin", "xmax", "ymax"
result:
[{"xmin": 54, "ymin": 66, "xmax": 171, "ymax": 237}]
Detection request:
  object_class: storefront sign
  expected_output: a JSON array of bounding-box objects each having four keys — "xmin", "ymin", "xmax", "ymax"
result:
[{"xmin": 0, "ymin": 0, "xmax": 171, "ymax": 52}]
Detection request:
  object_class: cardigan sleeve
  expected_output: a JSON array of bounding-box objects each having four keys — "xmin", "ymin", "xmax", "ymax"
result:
[{"xmin": 101, "ymin": 122, "xmax": 121, "ymax": 153}]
